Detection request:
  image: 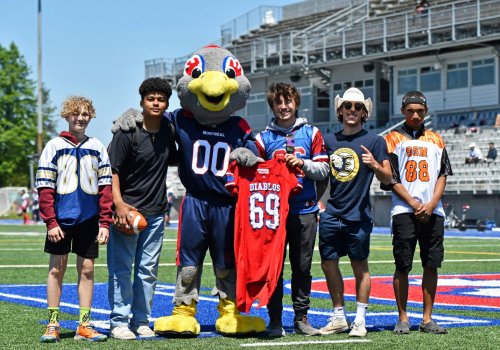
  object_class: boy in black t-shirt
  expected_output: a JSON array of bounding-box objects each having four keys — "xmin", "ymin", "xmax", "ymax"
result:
[{"xmin": 107, "ymin": 78, "xmax": 176, "ymax": 340}]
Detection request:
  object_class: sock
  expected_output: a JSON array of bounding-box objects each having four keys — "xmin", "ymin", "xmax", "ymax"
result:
[
  {"xmin": 333, "ymin": 306, "xmax": 346, "ymax": 319},
  {"xmin": 79, "ymin": 307, "xmax": 91, "ymax": 324},
  {"xmin": 354, "ymin": 302, "xmax": 368, "ymax": 324},
  {"xmin": 48, "ymin": 307, "xmax": 59, "ymax": 324}
]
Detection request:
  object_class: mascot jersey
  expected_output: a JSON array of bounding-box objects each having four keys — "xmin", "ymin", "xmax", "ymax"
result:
[
  {"xmin": 225, "ymin": 156, "xmax": 303, "ymax": 313},
  {"xmin": 256, "ymin": 121, "xmax": 328, "ymax": 214},
  {"xmin": 36, "ymin": 133, "xmax": 112, "ymax": 228},
  {"xmin": 385, "ymin": 125, "xmax": 452, "ymax": 218},
  {"xmin": 170, "ymin": 108, "xmax": 257, "ymax": 201}
]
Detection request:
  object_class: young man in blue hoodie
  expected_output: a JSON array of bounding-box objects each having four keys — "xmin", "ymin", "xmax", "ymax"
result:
[{"xmin": 255, "ymin": 82, "xmax": 329, "ymax": 337}]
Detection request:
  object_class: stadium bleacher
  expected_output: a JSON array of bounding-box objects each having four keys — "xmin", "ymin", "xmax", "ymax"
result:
[{"xmin": 371, "ymin": 126, "xmax": 500, "ymax": 197}]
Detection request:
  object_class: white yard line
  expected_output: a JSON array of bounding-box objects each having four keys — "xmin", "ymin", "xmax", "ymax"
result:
[
  {"xmin": 240, "ymin": 339, "xmax": 371, "ymax": 347},
  {"xmin": 2, "ymin": 258, "xmax": 500, "ymax": 269}
]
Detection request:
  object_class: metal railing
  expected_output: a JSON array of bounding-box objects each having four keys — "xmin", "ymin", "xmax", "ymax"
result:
[
  {"xmin": 226, "ymin": 0, "xmax": 500, "ymax": 74},
  {"xmin": 145, "ymin": 0, "xmax": 500, "ymax": 87}
]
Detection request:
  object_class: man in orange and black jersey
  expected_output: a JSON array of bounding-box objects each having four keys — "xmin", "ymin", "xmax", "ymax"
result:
[{"xmin": 384, "ymin": 91, "xmax": 452, "ymax": 335}]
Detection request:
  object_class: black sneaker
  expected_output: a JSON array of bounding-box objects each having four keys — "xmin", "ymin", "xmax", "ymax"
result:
[
  {"xmin": 294, "ymin": 315, "xmax": 321, "ymax": 336},
  {"xmin": 267, "ymin": 320, "xmax": 285, "ymax": 337}
]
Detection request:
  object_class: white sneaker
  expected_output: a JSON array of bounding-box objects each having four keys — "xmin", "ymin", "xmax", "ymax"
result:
[
  {"xmin": 131, "ymin": 325, "xmax": 156, "ymax": 338},
  {"xmin": 348, "ymin": 321, "xmax": 367, "ymax": 337},
  {"xmin": 320, "ymin": 316, "xmax": 349, "ymax": 335},
  {"xmin": 110, "ymin": 324, "xmax": 136, "ymax": 340}
]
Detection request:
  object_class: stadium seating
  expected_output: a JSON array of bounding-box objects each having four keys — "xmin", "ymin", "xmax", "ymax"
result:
[{"xmin": 371, "ymin": 126, "xmax": 500, "ymax": 196}]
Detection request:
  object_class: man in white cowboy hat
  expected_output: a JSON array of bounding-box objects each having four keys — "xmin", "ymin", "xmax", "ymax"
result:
[
  {"xmin": 465, "ymin": 142, "xmax": 483, "ymax": 164},
  {"xmin": 318, "ymin": 88, "xmax": 392, "ymax": 337}
]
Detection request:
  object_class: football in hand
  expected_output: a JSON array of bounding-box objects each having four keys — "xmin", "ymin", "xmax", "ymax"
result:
[{"xmin": 115, "ymin": 210, "xmax": 148, "ymax": 234}]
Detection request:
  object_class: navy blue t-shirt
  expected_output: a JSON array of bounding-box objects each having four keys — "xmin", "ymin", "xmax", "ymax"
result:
[{"xmin": 323, "ymin": 129, "xmax": 388, "ymax": 222}]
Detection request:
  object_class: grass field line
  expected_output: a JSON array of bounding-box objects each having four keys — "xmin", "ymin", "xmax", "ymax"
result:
[
  {"xmin": 0, "ymin": 248, "xmax": 39, "ymax": 251},
  {"xmin": 240, "ymin": 339, "xmax": 371, "ymax": 347},
  {"xmin": 2, "ymin": 258, "xmax": 500, "ymax": 269},
  {"xmin": 0, "ymin": 292, "xmax": 111, "ymax": 315},
  {"xmin": 0, "ymin": 232, "xmax": 42, "ymax": 236},
  {"xmin": 368, "ymin": 246, "xmax": 500, "ymax": 256}
]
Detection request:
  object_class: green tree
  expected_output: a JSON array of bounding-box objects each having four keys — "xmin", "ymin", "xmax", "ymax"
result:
[{"xmin": 0, "ymin": 42, "xmax": 57, "ymax": 187}]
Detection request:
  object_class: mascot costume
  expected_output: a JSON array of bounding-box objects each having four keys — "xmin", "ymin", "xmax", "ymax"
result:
[{"xmin": 112, "ymin": 45, "xmax": 265, "ymax": 336}]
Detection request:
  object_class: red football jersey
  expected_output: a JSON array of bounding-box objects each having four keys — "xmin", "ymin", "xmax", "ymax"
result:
[{"xmin": 225, "ymin": 156, "xmax": 303, "ymax": 313}]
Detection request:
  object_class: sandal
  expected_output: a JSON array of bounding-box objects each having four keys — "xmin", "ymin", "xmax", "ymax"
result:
[
  {"xmin": 393, "ymin": 320, "xmax": 410, "ymax": 335},
  {"xmin": 418, "ymin": 320, "xmax": 447, "ymax": 334}
]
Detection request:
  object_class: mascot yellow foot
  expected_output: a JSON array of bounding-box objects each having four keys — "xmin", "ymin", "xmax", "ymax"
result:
[
  {"xmin": 215, "ymin": 298, "xmax": 266, "ymax": 336},
  {"xmin": 154, "ymin": 301, "xmax": 201, "ymax": 337}
]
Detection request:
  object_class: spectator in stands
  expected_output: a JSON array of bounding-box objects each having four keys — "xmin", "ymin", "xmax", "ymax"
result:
[
  {"xmin": 318, "ymin": 87, "xmax": 392, "ymax": 337},
  {"xmin": 412, "ymin": 0, "xmax": 429, "ymax": 25},
  {"xmin": 415, "ymin": 0, "xmax": 429, "ymax": 15},
  {"xmin": 465, "ymin": 143, "xmax": 484, "ymax": 164},
  {"xmin": 486, "ymin": 142, "xmax": 497, "ymax": 163},
  {"xmin": 455, "ymin": 124, "xmax": 467, "ymax": 135},
  {"xmin": 384, "ymin": 90, "xmax": 452, "ymax": 335}
]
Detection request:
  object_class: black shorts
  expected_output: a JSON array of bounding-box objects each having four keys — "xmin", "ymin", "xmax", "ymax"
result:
[
  {"xmin": 44, "ymin": 217, "xmax": 100, "ymax": 259},
  {"xmin": 391, "ymin": 213, "xmax": 444, "ymax": 273}
]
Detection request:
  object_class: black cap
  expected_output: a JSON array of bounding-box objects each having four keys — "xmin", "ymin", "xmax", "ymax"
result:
[{"xmin": 402, "ymin": 91, "xmax": 427, "ymax": 108}]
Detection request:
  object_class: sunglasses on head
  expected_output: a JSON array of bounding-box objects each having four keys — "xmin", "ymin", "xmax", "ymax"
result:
[{"xmin": 343, "ymin": 102, "xmax": 364, "ymax": 111}]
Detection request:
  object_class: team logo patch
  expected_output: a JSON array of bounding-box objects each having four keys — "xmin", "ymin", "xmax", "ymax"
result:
[
  {"xmin": 310, "ymin": 274, "xmax": 500, "ymax": 310},
  {"xmin": 330, "ymin": 147, "xmax": 359, "ymax": 182}
]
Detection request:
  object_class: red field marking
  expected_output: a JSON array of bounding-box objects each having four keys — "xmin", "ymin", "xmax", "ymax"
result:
[{"xmin": 311, "ymin": 274, "xmax": 500, "ymax": 309}]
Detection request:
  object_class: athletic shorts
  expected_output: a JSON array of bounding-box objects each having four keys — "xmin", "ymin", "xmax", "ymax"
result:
[
  {"xmin": 391, "ymin": 213, "xmax": 444, "ymax": 273},
  {"xmin": 176, "ymin": 194, "xmax": 235, "ymax": 269},
  {"xmin": 318, "ymin": 211, "xmax": 373, "ymax": 261},
  {"xmin": 44, "ymin": 217, "xmax": 100, "ymax": 259}
]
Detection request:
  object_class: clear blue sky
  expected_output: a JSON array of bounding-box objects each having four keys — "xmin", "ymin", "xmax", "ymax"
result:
[{"xmin": 0, "ymin": 0, "xmax": 292, "ymax": 146}]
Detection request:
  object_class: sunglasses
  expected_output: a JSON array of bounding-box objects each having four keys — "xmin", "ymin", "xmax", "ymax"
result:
[
  {"xmin": 285, "ymin": 134, "xmax": 295, "ymax": 154},
  {"xmin": 343, "ymin": 102, "xmax": 364, "ymax": 111},
  {"xmin": 404, "ymin": 108, "xmax": 426, "ymax": 117}
]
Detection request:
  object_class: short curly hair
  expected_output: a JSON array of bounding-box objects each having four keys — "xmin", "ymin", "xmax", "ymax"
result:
[
  {"xmin": 266, "ymin": 82, "xmax": 301, "ymax": 114},
  {"xmin": 139, "ymin": 77, "xmax": 172, "ymax": 100},
  {"xmin": 60, "ymin": 96, "xmax": 96, "ymax": 118}
]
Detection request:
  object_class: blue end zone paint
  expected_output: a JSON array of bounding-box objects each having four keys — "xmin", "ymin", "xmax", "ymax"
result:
[{"xmin": 1, "ymin": 282, "xmax": 499, "ymax": 338}]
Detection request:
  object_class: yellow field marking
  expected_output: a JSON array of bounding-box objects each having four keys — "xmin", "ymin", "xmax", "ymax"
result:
[{"xmin": 445, "ymin": 250, "xmax": 500, "ymax": 256}]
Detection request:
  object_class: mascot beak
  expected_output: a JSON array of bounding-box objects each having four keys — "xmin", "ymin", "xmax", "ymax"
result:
[{"xmin": 187, "ymin": 71, "xmax": 239, "ymax": 112}]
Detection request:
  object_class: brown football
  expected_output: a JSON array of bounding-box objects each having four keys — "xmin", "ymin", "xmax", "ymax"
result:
[{"xmin": 115, "ymin": 210, "xmax": 148, "ymax": 234}]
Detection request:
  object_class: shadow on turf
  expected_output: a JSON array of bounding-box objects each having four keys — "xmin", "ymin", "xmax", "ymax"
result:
[
  {"xmin": 59, "ymin": 330, "xmax": 77, "ymax": 340},
  {"xmin": 156, "ymin": 324, "xmax": 270, "ymax": 339}
]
